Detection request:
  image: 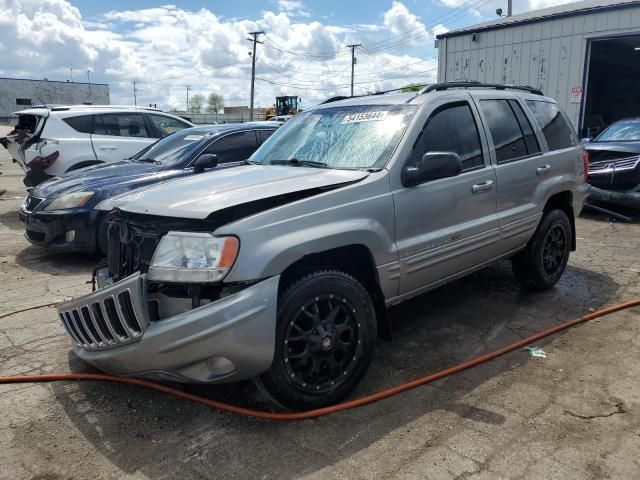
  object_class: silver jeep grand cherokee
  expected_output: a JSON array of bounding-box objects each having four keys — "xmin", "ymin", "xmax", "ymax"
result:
[{"xmin": 58, "ymin": 82, "xmax": 589, "ymax": 410}]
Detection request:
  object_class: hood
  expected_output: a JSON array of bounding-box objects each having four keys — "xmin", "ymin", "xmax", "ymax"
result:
[
  {"xmin": 98, "ymin": 165, "xmax": 369, "ymax": 219},
  {"xmin": 34, "ymin": 161, "xmax": 167, "ymax": 198},
  {"xmin": 586, "ymin": 141, "xmax": 640, "ymax": 155}
]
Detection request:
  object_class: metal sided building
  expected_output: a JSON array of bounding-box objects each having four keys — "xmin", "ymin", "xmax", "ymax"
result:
[
  {"xmin": 436, "ymin": 0, "xmax": 640, "ymax": 137},
  {"xmin": 0, "ymin": 77, "xmax": 110, "ymax": 124}
]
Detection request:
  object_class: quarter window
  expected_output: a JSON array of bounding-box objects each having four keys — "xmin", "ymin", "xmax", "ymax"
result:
[
  {"xmin": 148, "ymin": 114, "xmax": 191, "ymax": 138},
  {"xmin": 204, "ymin": 131, "xmax": 258, "ymax": 163},
  {"xmin": 412, "ymin": 103, "xmax": 484, "ymax": 172},
  {"xmin": 525, "ymin": 100, "xmax": 576, "ymax": 150},
  {"xmin": 480, "ymin": 99, "xmax": 535, "ymax": 163},
  {"xmin": 63, "ymin": 115, "xmax": 92, "ymax": 134},
  {"xmin": 93, "ymin": 114, "xmax": 149, "ymax": 138}
]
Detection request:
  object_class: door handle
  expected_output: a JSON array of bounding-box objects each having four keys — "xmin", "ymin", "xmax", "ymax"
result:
[
  {"xmin": 536, "ymin": 164, "xmax": 551, "ymax": 174},
  {"xmin": 471, "ymin": 180, "xmax": 494, "ymax": 193},
  {"xmin": 98, "ymin": 146, "xmax": 117, "ymax": 151}
]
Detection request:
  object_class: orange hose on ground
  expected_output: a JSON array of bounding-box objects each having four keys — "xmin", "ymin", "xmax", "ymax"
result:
[{"xmin": 1, "ymin": 299, "xmax": 638, "ymax": 420}]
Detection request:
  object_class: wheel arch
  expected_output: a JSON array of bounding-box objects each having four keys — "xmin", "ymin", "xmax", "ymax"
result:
[
  {"xmin": 279, "ymin": 244, "xmax": 392, "ymax": 340},
  {"xmin": 543, "ymin": 190, "xmax": 576, "ymax": 251}
]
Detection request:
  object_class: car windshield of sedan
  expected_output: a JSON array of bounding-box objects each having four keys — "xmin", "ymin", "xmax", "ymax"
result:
[
  {"xmin": 132, "ymin": 129, "xmax": 213, "ymax": 165},
  {"xmin": 250, "ymin": 104, "xmax": 417, "ymax": 169},
  {"xmin": 596, "ymin": 120, "xmax": 640, "ymax": 142}
]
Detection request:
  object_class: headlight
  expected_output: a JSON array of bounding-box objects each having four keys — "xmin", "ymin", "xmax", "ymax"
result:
[
  {"xmin": 147, "ymin": 232, "xmax": 239, "ymax": 283},
  {"xmin": 44, "ymin": 192, "xmax": 94, "ymax": 210}
]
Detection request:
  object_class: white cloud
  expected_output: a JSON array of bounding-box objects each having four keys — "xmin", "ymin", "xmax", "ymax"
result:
[
  {"xmin": 383, "ymin": 1, "xmax": 429, "ymax": 45},
  {"xmin": 0, "ymin": 0, "xmax": 440, "ymax": 110},
  {"xmin": 276, "ymin": 0, "xmax": 310, "ymax": 18}
]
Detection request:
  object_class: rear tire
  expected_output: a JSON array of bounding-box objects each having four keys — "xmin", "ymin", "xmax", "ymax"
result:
[
  {"xmin": 258, "ymin": 270, "xmax": 377, "ymax": 410},
  {"xmin": 511, "ymin": 209, "xmax": 572, "ymax": 291}
]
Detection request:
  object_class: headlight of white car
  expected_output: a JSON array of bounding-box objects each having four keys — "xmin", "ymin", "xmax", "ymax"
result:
[
  {"xmin": 147, "ymin": 232, "xmax": 240, "ymax": 283},
  {"xmin": 43, "ymin": 192, "xmax": 94, "ymax": 210}
]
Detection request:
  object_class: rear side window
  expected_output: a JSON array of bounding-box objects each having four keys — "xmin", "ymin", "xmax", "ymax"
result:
[
  {"xmin": 525, "ymin": 100, "xmax": 575, "ymax": 150},
  {"xmin": 204, "ymin": 131, "xmax": 258, "ymax": 163},
  {"xmin": 509, "ymin": 100, "xmax": 540, "ymax": 155},
  {"xmin": 257, "ymin": 129, "xmax": 276, "ymax": 145},
  {"xmin": 93, "ymin": 114, "xmax": 149, "ymax": 138},
  {"xmin": 480, "ymin": 99, "xmax": 537, "ymax": 163},
  {"xmin": 412, "ymin": 103, "xmax": 484, "ymax": 172},
  {"xmin": 63, "ymin": 115, "xmax": 92, "ymax": 134}
]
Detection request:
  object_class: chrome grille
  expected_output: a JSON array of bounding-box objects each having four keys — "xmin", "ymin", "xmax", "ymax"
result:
[
  {"xmin": 58, "ymin": 273, "xmax": 148, "ymax": 351},
  {"xmin": 589, "ymin": 155, "xmax": 640, "ymax": 175}
]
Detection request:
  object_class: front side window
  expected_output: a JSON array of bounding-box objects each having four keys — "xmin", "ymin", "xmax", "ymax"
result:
[
  {"xmin": 257, "ymin": 129, "xmax": 277, "ymax": 145},
  {"xmin": 93, "ymin": 113, "xmax": 149, "ymax": 138},
  {"xmin": 595, "ymin": 119, "xmax": 640, "ymax": 142},
  {"xmin": 149, "ymin": 114, "xmax": 191, "ymax": 138},
  {"xmin": 480, "ymin": 99, "xmax": 532, "ymax": 163},
  {"xmin": 205, "ymin": 131, "xmax": 257, "ymax": 163},
  {"xmin": 526, "ymin": 100, "xmax": 575, "ymax": 150},
  {"xmin": 411, "ymin": 103, "xmax": 484, "ymax": 171},
  {"xmin": 250, "ymin": 105, "xmax": 417, "ymax": 169},
  {"xmin": 131, "ymin": 129, "xmax": 212, "ymax": 165}
]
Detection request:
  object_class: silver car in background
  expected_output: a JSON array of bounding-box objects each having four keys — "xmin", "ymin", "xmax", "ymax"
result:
[{"xmin": 58, "ymin": 82, "xmax": 588, "ymax": 410}]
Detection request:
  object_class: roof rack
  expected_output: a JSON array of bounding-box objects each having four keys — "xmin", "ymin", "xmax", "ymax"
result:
[{"xmin": 419, "ymin": 81, "xmax": 543, "ymax": 95}]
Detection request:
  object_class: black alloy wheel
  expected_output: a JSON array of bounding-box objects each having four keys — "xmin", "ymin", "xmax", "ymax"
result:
[
  {"xmin": 258, "ymin": 270, "xmax": 377, "ymax": 410},
  {"xmin": 283, "ymin": 293, "xmax": 364, "ymax": 393},
  {"xmin": 541, "ymin": 225, "xmax": 566, "ymax": 275}
]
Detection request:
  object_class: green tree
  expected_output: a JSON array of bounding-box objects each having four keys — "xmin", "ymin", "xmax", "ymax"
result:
[
  {"xmin": 189, "ymin": 94, "xmax": 205, "ymax": 114},
  {"xmin": 206, "ymin": 92, "xmax": 225, "ymax": 114},
  {"xmin": 399, "ymin": 83, "xmax": 426, "ymax": 93}
]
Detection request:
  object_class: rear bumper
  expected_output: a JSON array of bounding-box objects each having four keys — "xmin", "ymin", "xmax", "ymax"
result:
[
  {"xmin": 588, "ymin": 186, "xmax": 640, "ymax": 209},
  {"xmin": 57, "ymin": 274, "xmax": 279, "ymax": 383},
  {"xmin": 18, "ymin": 208, "xmax": 97, "ymax": 252}
]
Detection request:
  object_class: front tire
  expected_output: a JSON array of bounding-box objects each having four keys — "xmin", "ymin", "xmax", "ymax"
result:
[
  {"xmin": 258, "ymin": 270, "xmax": 377, "ymax": 410},
  {"xmin": 511, "ymin": 209, "xmax": 572, "ymax": 291}
]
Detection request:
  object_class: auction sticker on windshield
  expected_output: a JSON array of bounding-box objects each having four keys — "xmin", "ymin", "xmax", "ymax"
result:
[{"xmin": 342, "ymin": 111, "xmax": 389, "ymax": 124}]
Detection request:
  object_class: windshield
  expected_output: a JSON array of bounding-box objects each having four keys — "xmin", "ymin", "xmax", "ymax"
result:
[
  {"xmin": 250, "ymin": 104, "xmax": 417, "ymax": 169},
  {"xmin": 131, "ymin": 129, "xmax": 212, "ymax": 164},
  {"xmin": 596, "ymin": 119, "xmax": 640, "ymax": 142}
]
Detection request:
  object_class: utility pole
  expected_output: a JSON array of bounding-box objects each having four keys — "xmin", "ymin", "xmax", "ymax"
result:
[
  {"xmin": 247, "ymin": 31, "xmax": 264, "ymax": 121},
  {"xmin": 507, "ymin": 0, "xmax": 512, "ymax": 16},
  {"xmin": 186, "ymin": 85, "xmax": 191, "ymax": 113},
  {"xmin": 70, "ymin": 68, "xmax": 73, "ymax": 82},
  {"xmin": 87, "ymin": 69, "xmax": 92, "ymax": 103},
  {"xmin": 347, "ymin": 43, "xmax": 361, "ymax": 97},
  {"xmin": 133, "ymin": 80, "xmax": 138, "ymax": 106}
]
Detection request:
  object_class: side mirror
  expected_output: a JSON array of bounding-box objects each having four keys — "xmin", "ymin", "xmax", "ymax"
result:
[
  {"xmin": 403, "ymin": 151, "xmax": 463, "ymax": 187},
  {"xmin": 193, "ymin": 154, "xmax": 218, "ymax": 173},
  {"xmin": 581, "ymin": 137, "xmax": 592, "ymax": 143}
]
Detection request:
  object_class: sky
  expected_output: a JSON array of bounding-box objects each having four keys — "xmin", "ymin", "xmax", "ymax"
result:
[{"xmin": 0, "ymin": 0, "xmax": 580, "ymax": 111}]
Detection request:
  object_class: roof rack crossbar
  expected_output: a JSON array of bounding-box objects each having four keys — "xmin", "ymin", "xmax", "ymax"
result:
[{"xmin": 419, "ymin": 81, "xmax": 543, "ymax": 95}]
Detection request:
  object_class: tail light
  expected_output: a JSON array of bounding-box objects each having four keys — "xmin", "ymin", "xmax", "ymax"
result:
[{"xmin": 582, "ymin": 150, "xmax": 589, "ymax": 181}]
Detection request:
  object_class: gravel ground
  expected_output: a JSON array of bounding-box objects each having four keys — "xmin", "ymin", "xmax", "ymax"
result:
[{"xmin": 1, "ymin": 125, "xmax": 639, "ymax": 480}]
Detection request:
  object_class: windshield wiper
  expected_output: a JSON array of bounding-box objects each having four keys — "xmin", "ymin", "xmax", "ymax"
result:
[
  {"xmin": 136, "ymin": 157, "xmax": 160, "ymax": 164},
  {"xmin": 270, "ymin": 158, "xmax": 328, "ymax": 168}
]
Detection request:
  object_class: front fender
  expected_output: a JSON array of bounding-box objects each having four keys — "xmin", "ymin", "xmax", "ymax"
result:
[{"xmin": 218, "ymin": 173, "xmax": 397, "ymax": 283}]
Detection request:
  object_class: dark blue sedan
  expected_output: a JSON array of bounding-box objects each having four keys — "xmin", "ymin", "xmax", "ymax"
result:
[{"xmin": 18, "ymin": 123, "xmax": 279, "ymax": 253}]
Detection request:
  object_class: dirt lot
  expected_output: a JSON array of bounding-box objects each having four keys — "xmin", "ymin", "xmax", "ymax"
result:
[{"xmin": 1, "ymin": 125, "xmax": 639, "ymax": 480}]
